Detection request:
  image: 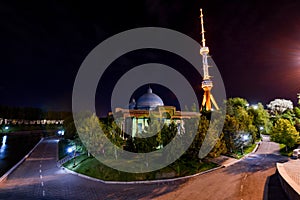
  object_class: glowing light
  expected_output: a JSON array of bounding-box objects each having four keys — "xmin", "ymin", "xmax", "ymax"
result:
[
  {"xmin": 4, "ymin": 126, "xmax": 9, "ymax": 130},
  {"xmin": 252, "ymin": 105, "xmax": 258, "ymax": 110},
  {"xmin": 67, "ymin": 147, "xmax": 73, "ymax": 153},
  {"xmin": 243, "ymin": 135, "xmax": 249, "ymax": 141},
  {"xmin": 57, "ymin": 130, "xmax": 65, "ymax": 136},
  {"xmin": 2, "ymin": 135, "xmax": 7, "ymax": 147}
]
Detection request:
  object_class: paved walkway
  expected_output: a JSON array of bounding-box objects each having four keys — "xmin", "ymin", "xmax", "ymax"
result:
[
  {"xmin": 0, "ymin": 138, "xmax": 179, "ymax": 200},
  {"xmin": 0, "ymin": 136, "xmax": 289, "ymax": 200},
  {"xmin": 281, "ymin": 159, "xmax": 300, "ymax": 186}
]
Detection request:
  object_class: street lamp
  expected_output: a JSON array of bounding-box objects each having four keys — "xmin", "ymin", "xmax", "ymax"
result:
[
  {"xmin": 67, "ymin": 146, "xmax": 76, "ymax": 167},
  {"xmin": 57, "ymin": 130, "xmax": 65, "ymax": 136},
  {"xmin": 241, "ymin": 135, "xmax": 249, "ymax": 155},
  {"xmin": 1, "ymin": 126, "xmax": 9, "ymax": 134},
  {"xmin": 67, "ymin": 147, "xmax": 73, "ymax": 153},
  {"xmin": 259, "ymin": 126, "xmax": 264, "ymax": 140},
  {"xmin": 252, "ymin": 105, "xmax": 258, "ymax": 110},
  {"xmin": 1, "ymin": 135, "xmax": 7, "ymax": 147}
]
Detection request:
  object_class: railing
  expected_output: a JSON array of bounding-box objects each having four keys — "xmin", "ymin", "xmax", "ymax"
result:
[{"xmin": 56, "ymin": 153, "xmax": 81, "ymax": 167}]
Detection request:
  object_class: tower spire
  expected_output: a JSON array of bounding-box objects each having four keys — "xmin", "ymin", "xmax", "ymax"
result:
[
  {"xmin": 200, "ymin": 8, "xmax": 206, "ymax": 47},
  {"xmin": 199, "ymin": 8, "xmax": 219, "ymax": 111}
]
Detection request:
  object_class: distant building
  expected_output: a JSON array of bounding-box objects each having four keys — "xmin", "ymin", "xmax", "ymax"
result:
[{"xmin": 110, "ymin": 87, "xmax": 200, "ymax": 137}]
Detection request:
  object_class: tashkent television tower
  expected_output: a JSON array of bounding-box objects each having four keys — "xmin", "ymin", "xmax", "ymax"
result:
[{"xmin": 199, "ymin": 9, "xmax": 219, "ymax": 111}]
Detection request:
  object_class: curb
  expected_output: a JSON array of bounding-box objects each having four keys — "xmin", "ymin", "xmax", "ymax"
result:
[
  {"xmin": 0, "ymin": 138, "xmax": 44, "ymax": 182},
  {"xmin": 60, "ymin": 165, "xmax": 224, "ymax": 185}
]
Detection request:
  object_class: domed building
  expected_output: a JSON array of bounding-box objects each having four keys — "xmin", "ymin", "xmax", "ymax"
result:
[
  {"xmin": 135, "ymin": 87, "xmax": 164, "ymax": 110},
  {"xmin": 111, "ymin": 87, "xmax": 200, "ymax": 138}
]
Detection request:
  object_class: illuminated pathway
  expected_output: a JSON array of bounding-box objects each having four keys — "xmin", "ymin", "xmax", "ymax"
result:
[{"xmin": 0, "ymin": 137, "xmax": 289, "ymax": 200}]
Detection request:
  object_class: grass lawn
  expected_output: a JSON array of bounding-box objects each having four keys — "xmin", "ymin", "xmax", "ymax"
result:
[
  {"xmin": 63, "ymin": 155, "xmax": 219, "ymax": 181},
  {"xmin": 228, "ymin": 143, "xmax": 258, "ymax": 159}
]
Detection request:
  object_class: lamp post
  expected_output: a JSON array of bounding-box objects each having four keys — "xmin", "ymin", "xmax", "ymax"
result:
[
  {"xmin": 259, "ymin": 126, "xmax": 264, "ymax": 141},
  {"xmin": 67, "ymin": 146, "xmax": 76, "ymax": 167},
  {"xmin": 241, "ymin": 145, "xmax": 244, "ymax": 155},
  {"xmin": 73, "ymin": 144, "xmax": 76, "ymax": 168},
  {"xmin": 0, "ymin": 126, "xmax": 9, "ymax": 134},
  {"xmin": 241, "ymin": 135, "xmax": 249, "ymax": 155}
]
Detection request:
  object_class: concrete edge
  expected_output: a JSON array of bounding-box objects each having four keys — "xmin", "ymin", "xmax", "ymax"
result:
[
  {"xmin": 276, "ymin": 163, "xmax": 300, "ymax": 196},
  {"xmin": 60, "ymin": 164, "xmax": 224, "ymax": 185},
  {"xmin": 252, "ymin": 142, "xmax": 260, "ymax": 153},
  {"xmin": 0, "ymin": 137, "xmax": 44, "ymax": 182}
]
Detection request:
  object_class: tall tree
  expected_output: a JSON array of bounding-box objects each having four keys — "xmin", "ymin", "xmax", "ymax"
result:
[
  {"xmin": 271, "ymin": 118, "xmax": 299, "ymax": 151},
  {"xmin": 247, "ymin": 103, "xmax": 272, "ymax": 135}
]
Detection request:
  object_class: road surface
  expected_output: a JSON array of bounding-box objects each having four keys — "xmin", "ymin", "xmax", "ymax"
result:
[{"xmin": 0, "ymin": 136, "xmax": 289, "ymax": 200}]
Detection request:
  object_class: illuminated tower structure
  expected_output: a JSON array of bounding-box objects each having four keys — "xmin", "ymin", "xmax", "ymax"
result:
[
  {"xmin": 199, "ymin": 9, "xmax": 219, "ymax": 111},
  {"xmin": 298, "ymin": 93, "xmax": 300, "ymax": 105}
]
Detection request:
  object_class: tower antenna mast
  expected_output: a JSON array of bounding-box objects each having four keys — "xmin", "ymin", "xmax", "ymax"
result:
[{"xmin": 199, "ymin": 8, "xmax": 219, "ymax": 111}]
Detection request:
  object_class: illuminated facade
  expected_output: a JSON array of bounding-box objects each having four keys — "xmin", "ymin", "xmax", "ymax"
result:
[{"xmin": 110, "ymin": 87, "xmax": 200, "ymax": 137}]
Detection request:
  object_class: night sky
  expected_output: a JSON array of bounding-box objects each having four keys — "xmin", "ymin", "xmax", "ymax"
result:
[{"xmin": 1, "ymin": 0, "xmax": 300, "ymax": 115}]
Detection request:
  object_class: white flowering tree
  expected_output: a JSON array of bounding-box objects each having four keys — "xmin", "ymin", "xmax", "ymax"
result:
[{"xmin": 267, "ymin": 99, "xmax": 293, "ymax": 115}]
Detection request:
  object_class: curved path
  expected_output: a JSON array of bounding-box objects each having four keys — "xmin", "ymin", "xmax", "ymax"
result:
[{"xmin": 0, "ymin": 137, "xmax": 289, "ymax": 200}]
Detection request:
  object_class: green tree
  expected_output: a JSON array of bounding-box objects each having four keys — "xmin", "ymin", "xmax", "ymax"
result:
[
  {"xmin": 271, "ymin": 118, "xmax": 299, "ymax": 151},
  {"xmin": 223, "ymin": 98, "xmax": 258, "ymax": 153},
  {"xmin": 248, "ymin": 103, "xmax": 272, "ymax": 135},
  {"xmin": 223, "ymin": 115, "xmax": 238, "ymax": 153},
  {"xmin": 63, "ymin": 115, "xmax": 77, "ymax": 139},
  {"xmin": 184, "ymin": 116, "xmax": 207, "ymax": 159},
  {"xmin": 76, "ymin": 113, "xmax": 110, "ymax": 157},
  {"xmin": 208, "ymin": 132, "xmax": 227, "ymax": 158},
  {"xmin": 294, "ymin": 107, "xmax": 300, "ymax": 118}
]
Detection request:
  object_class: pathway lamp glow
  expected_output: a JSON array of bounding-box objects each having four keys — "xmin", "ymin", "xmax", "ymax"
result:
[
  {"xmin": 67, "ymin": 146, "xmax": 75, "ymax": 154},
  {"xmin": 252, "ymin": 105, "xmax": 258, "ymax": 110}
]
